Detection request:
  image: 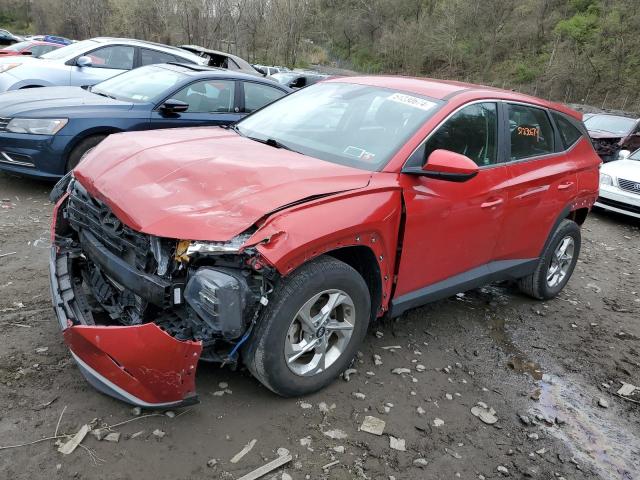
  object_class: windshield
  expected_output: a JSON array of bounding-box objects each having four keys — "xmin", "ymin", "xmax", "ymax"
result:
[
  {"xmin": 39, "ymin": 39, "xmax": 99, "ymax": 60},
  {"xmin": 236, "ymin": 82, "xmax": 440, "ymax": 171},
  {"xmin": 92, "ymin": 65, "xmax": 186, "ymax": 103},
  {"xmin": 584, "ymin": 115, "xmax": 636, "ymax": 135}
]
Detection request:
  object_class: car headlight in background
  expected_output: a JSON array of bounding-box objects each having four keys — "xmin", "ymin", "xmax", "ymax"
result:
[
  {"xmin": 6, "ymin": 118, "xmax": 68, "ymax": 135},
  {"xmin": 599, "ymin": 173, "xmax": 614, "ymax": 186},
  {"xmin": 0, "ymin": 63, "xmax": 20, "ymax": 74}
]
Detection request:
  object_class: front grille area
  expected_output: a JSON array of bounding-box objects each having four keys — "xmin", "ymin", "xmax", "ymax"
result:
[
  {"xmin": 597, "ymin": 196, "xmax": 640, "ymax": 214},
  {"xmin": 618, "ymin": 178, "xmax": 640, "ymax": 195},
  {"xmin": 67, "ymin": 180, "xmax": 152, "ymax": 272},
  {"xmin": 0, "ymin": 117, "xmax": 10, "ymax": 132}
]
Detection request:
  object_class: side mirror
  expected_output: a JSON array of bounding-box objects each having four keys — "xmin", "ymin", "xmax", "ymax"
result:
[
  {"xmin": 76, "ymin": 56, "xmax": 92, "ymax": 67},
  {"xmin": 403, "ymin": 149, "xmax": 479, "ymax": 182},
  {"xmin": 289, "ymin": 77, "xmax": 306, "ymax": 89},
  {"xmin": 618, "ymin": 149, "xmax": 631, "ymax": 160},
  {"xmin": 160, "ymin": 98, "xmax": 189, "ymax": 114}
]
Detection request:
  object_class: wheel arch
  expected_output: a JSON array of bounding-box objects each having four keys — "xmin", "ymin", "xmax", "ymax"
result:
[
  {"xmin": 325, "ymin": 246, "xmax": 382, "ymax": 322},
  {"xmin": 247, "ymin": 188, "xmax": 404, "ymax": 316},
  {"xmin": 63, "ymin": 128, "xmax": 123, "ymax": 165}
]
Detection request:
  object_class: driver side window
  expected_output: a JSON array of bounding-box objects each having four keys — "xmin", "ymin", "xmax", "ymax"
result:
[{"xmin": 420, "ymin": 102, "xmax": 498, "ymax": 167}]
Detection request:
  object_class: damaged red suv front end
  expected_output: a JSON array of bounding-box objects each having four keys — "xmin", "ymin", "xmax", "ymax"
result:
[{"xmin": 49, "ymin": 126, "xmax": 372, "ymax": 406}]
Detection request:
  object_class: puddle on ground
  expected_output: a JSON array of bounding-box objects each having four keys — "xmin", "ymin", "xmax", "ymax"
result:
[
  {"xmin": 536, "ymin": 375, "xmax": 639, "ymax": 479},
  {"xmin": 479, "ymin": 286, "xmax": 639, "ymax": 479}
]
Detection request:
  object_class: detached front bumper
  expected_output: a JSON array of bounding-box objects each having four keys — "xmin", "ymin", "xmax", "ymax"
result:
[{"xmin": 49, "ymin": 245, "xmax": 203, "ymax": 407}]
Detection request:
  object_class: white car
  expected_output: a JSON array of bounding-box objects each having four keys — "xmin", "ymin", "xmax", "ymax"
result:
[
  {"xmin": 0, "ymin": 37, "xmax": 206, "ymax": 92},
  {"xmin": 595, "ymin": 149, "xmax": 640, "ymax": 218}
]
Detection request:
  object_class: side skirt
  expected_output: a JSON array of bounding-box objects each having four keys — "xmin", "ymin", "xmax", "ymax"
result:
[{"xmin": 389, "ymin": 258, "xmax": 538, "ymax": 318}]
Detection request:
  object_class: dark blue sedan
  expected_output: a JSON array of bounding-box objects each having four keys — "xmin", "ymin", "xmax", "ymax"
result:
[{"xmin": 0, "ymin": 63, "xmax": 291, "ymax": 180}]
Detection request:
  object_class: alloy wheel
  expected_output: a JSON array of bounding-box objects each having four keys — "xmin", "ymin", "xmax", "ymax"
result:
[
  {"xmin": 284, "ymin": 289, "xmax": 356, "ymax": 376},
  {"xmin": 547, "ymin": 236, "xmax": 575, "ymax": 288}
]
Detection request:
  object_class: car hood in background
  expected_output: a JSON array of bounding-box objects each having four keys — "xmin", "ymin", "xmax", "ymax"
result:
[
  {"xmin": 74, "ymin": 128, "xmax": 372, "ymax": 241},
  {"xmin": 587, "ymin": 129, "xmax": 623, "ymax": 140},
  {"xmin": 0, "ymin": 86, "xmax": 134, "ymax": 117},
  {"xmin": 601, "ymin": 159, "xmax": 640, "ymax": 182}
]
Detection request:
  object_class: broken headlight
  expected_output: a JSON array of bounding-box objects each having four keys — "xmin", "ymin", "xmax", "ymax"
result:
[
  {"xmin": 182, "ymin": 233, "xmax": 252, "ymax": 257},
  {"xmin": 184, "ymin": 268, "xmax": 250, "ymax": 339}
]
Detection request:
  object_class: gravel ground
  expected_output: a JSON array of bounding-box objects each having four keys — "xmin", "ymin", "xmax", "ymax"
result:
[{"xmin": 0, "ymin": 171, "xmax": 639, "ymax": 480}]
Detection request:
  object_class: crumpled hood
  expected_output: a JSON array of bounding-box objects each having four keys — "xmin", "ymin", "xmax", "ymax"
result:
[
  {"xmin": 0, "ymin": 86, "xmax": 131, "ymax": 117},
  {"xmin": 601, "ymin": 159, "xmax": 640, "ymax": 182},
  {"xmin": 588, "ymin": 129, "xmax": 622, "ymax": 140},
  {"xmin": 74, "ymin": 128, "xmax": 372, "ymax": 241}
]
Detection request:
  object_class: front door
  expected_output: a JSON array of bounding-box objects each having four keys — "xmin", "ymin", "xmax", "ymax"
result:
[
  {"xmin": 150, "ymin": 79, "xmax": 243, "ymax": 129},
  {"xmin": 394, "ymin": 101, "xmax": 510, "ymax": 301}
]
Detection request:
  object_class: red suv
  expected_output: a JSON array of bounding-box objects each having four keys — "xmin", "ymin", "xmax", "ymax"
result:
[{"xmin": 50, "ymin": 77, "xmax": 600, "ymax": 407}]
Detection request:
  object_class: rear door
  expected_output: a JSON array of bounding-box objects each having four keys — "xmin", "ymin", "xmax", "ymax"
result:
[
  {"xmin": 149, "ymin": 78, "xmax": 243, "ymax": 129},
  {"xmin": 69, "ymin": 45, "xmax": 135, "ymax": 87},
  {"xmin": 240, "ymin": 81, "xmax": 288, "ymax": 114},
  {"xmin": 394, "ymin": 101, "xmax": 511, "ymax": 299},
  {"xmin": 494, "ymin": 103, "xmax": 578, "ymax": 261}
]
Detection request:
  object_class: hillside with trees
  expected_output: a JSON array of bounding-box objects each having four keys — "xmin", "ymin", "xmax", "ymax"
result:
[{"xmin": 0, "ymin": 0, "xmax": 639, "ymax": 109}]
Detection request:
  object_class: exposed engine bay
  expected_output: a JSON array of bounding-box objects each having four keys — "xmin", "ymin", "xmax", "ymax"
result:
[{"xmin": 52, "ymin": 177, "xmax": 275, "ymax": 363}]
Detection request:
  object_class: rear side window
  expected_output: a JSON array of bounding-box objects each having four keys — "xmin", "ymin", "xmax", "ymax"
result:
[
  {"xmin": 422, "ymin": 102, "xmax": 498, "ymax": 166},
  {"xmin": 552, "ymin": 112, "xmax": 583, "ymax": 149},
  {"xmin": 508, "ymin": 104, "xmax": 554, "ymax": 160},
  {"xmin": 87, "ymin": 45, "xmax": 135, "ymax": 70},
  {"xmin": 243, "ymin": 82, "xmax": 286, "ymax": 113},
  {"xmin": 140, "ymin": 48, "xmax": 177, "ymax": 66}
]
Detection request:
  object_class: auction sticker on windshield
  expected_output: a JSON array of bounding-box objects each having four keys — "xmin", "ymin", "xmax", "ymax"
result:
[{"xmin": 388, "ymin": 93, "xmax": 436, "ymax": 111}]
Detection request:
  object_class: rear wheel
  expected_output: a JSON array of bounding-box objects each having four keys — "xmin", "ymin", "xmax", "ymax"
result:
[
  {"xmin": 518, "ymin": 219, "xmax": 581, "ymax": 300},
  {"xmin": 66, "ymin": 135, "xmax": 107, "ymax": 172},
  {"xmin": 243, "ymin": 255, "xmax": 371, "ymax": 397}
]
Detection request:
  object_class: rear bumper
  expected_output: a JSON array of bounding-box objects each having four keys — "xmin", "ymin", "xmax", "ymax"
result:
[{"xmin": 49, "ymin": 244, "xmax": 202, "ymax": 408}]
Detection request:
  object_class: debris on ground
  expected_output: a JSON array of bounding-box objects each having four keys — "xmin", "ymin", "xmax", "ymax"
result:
[
  {"xmin": 391, "ymin": 368, "xmax": 411, "ymax": 374},
  {"xmin": 360, "ymin": 416, "xmax": 385, "ymax": 435},
  {"xmin": 433, "ymin": 418, "xmax": 444, "ymax": 427},
  {"xmin": 497, "ymin": 465, "xmax": 509, "ymax": 475},
  {"xmin": 323, "ymin": 429, "xmax": 348, "ymax": 440},
  {"xmin": 598, "ymin": 398, "xmax": 609, "ymax": 408},
  {"xmin": 236, "ymin": 449, "xmax": 292, "ymax": 480},
  {"xmin": 343, "ymin": 368, "xmax": 357, "ymax": 381},
  {"xmin": 231, "ymin": 438, "xmax": 257, "ymax": 463},
  {"xmin": 131, "ymin": 407, "xmax": 142, "ymax": 416},
  {"xmin": 389, "ymin": 436, "xmax": 406, "ymax": 451},
  {"xmin": 413, "ymin": 458, "xmax": 429, "ymax": 467},
  {"xmin": 104, "ymin": 432, "xmax": 120, "ymax": 443},
  {"xmin": 57, "ymin": 424, "xmax": 90, "ymax": 455},
  {"xmin": 321, "ymin": 460, "xmax": 340, "ymax": 470},
  {"xmin": 617, "ymin": 382, "xmax": 637, "ymax": 397},
  {"xmin": 352, "ymin": 392, "xmax": 366, "ymax": 400},
  {"xmin": 373, "ymin": 354, "xmax": 383, "ymax": 366},
  {"xmin": 206, "ymin": 458, "xmax": 217, "ymax": 468},
  {"xmin": 471, "ymin": 402, "xmax": 498, "ymax": 424},
  {"xmin": 152, "ymin": 429, "xmax": 165, "ymax": 439}
]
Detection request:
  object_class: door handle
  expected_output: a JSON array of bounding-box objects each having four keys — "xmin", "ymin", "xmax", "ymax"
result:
[
  {"xmin": 558, "ymin": 181, "xmax": 574, "ymax": 190},
  {"xmin": 481, "ymin": 198, "xmax": 504, "ymax": 209}
]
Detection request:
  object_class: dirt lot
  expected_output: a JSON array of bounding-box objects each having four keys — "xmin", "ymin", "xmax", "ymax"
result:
[{"xmin": 0, "ymin": 171, "xmax": 639, "ymax": 480}]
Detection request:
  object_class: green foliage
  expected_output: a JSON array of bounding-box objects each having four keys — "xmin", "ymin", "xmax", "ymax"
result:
[{"xmin": 555, "ymin": 8, "xmax": 601, "ymax": 45}]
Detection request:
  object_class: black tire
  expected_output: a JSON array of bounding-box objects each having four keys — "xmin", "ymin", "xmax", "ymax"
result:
[
  {"xmin": 243, "ymin": 255, "xmax": 371, "ymax": 397},
  {"xmin": 66, "ymin": 135, "xmax": 107, "ymax": 172},
  {"xmin": 518, "ymin": 219, "xmax": 581, "ymax": 300}
]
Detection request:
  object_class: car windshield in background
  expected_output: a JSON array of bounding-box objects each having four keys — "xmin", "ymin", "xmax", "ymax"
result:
[
  {"xmin": 236, "ymin": 82, "xmax": 440, "ymax": 171},
  {"xmin": 584, "ymin": 115, "xmax": 636, "ymax": 135},
  {"xmin": 2, "ymin": 41, "xmax": 31, "ymax": 51},
  {"xmin": 91, "ymin": 65, "xmax": 186, "ymax": 103},
  {"xmin": 39, "ymin": 39, "xmax": 99, "ymax": 60},
  {"xmin": 629, "ymin": 149, "xmax": 640, "ymax": 161}
]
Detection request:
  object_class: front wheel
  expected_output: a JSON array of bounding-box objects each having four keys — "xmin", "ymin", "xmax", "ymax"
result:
[
  {"xmin": 518, "ymin": 219, "xmax": 581, "ymax": 300},
  {"xmin": 243, "ymin": 255, "xmax": 371, "ymax": 397}
]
